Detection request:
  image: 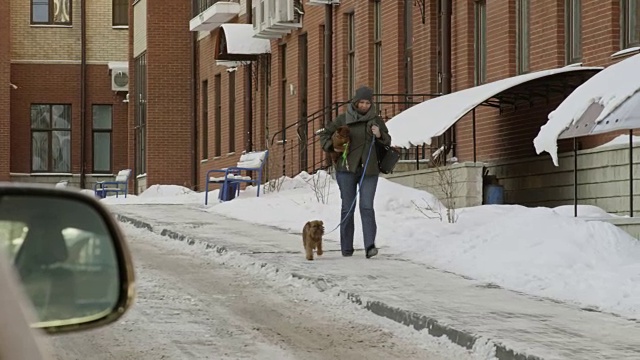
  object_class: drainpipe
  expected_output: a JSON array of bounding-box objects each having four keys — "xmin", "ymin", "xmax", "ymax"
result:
[
  {"xmin": 439, "ymin": 0, "xmax": 453, "ymax": 155},
  {"xmin": 191, "ymin": 0, "xmax": 198, "ymax": 190},
  {"xmin": 245, "ymin": 0, "xmax": 253, "ymax": 151},
  {"xmin": 80, "ymin": 0, "xmax": 87, "ymax": 188},
  {"xmin": 323, "ymin": 2, "xmax": 333, "ymax": 126}
]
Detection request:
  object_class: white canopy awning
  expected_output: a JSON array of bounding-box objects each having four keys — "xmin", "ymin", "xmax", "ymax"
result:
[
  {"xmin": 216, "ymin": 23, "xmax": 271, "ymax": 61},
  {"xmin": 534, "ymin": 53, "xmax": 640, "ymax": 165},
  {"xmin": 385, "ymin": 66, "xmax": 602, "ymax": 149},
  {"xmin": 107, "ymin": 61, "xmax": 128, "ymax": 71}
]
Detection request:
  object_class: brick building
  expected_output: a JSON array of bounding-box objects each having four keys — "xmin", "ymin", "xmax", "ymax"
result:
[
  {"xmin": 170, "ymin": 0, "xmax": 638, "ymax": 194},
  {"xmin": 3, "ymin": 0, "xmax": 638, "ymax": 204},
  {"xmin": 136, "ymin": 0, "xmax": 633, "ymax": 197},
  {"xmin": 1, "ymin": 0, "xmax": 129, "ymax": 187}
]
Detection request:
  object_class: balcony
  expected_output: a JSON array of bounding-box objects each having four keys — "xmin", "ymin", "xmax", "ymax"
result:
[{"xmin": 190, "ymin": 0, "xmax": 241, "ymax": 32}]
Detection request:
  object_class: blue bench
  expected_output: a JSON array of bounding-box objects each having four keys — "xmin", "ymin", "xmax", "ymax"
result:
[
  {"xmin": 204, "ymin": 150, "xmax": 269, "ymax": 205},
  {"xmin": 94, "ymin": 169, "xmax": 131, "ymax": 198}
]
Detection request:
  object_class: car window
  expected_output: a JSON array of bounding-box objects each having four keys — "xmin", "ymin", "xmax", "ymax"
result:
[{"xmin": 0, "ymin": 220, "xmax": 29, "ymax": 260}]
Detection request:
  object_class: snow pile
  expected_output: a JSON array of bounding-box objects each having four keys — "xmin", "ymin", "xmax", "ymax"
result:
[
  {"xmin": 534, "ymin": 54, "xmax": 640, "ymax": 165},
  {"xmin": 101, "ymin": 184, "xmax": 216, "ymax": 205},
  {"xmin": 552, "ymin": 204, "xmax": 620, "ymax": 218},
  {"xmin": 106, "ymin": 172, "xmax": 640, "ymax": 318}
]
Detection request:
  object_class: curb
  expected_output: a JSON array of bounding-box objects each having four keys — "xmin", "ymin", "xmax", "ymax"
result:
[{"xmin": 115, "ymin": 213, "xmax": 543, "ymax": 360}]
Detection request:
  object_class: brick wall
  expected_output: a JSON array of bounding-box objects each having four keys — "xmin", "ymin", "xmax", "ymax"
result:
[
  {"xmin": 86, "ymin": 0, "xmax": 129, "ymax": 62},
  {"xmin": 192, "ymin": 0, "xmax": 636, "ymax": 189},
  {"xmin": 452, "ymin": 0, "xmax": 633, "ymax": 164},
  {"xmin": 11, "ymin": 0, "xmax": 127, "ymax": 63},
  {"xmin": 10, "ymin": 0, "xmax": 81, "ymax": 61},
  {"xmin": 127, "ymin": 0, "xmax": 136, "ymax": 191},
  {"xmin": 0, "ymin": 0, "xmax": 10, "ymax": 181},
  {"xmin": 144, "ymin": 0, "xmax": 194, "ymax": 188},
  {"xmin": 8, "ymin": 0, "xmax": 129, "ymax": 187},
  {"xmin": 10, "ymin": 64, "xmax": 128, "ymax": 175}
]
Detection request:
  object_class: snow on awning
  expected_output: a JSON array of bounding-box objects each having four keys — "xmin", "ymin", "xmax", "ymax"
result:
[
  {"xmin": 557, "ymin": 92, "xmax": 640, "ymax": 141},
  {"xmin": 385, "ymin": 66, "xmax": 602, "ymax": 149},
  {"xmin": 534, "ymin": 54, "xmax": 640, "ymax": 165},
  {"xmin": 216, "ymin": 24, "xmax": 271, "ymax": 62}
]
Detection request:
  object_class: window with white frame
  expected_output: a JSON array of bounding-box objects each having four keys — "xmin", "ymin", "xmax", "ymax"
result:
[
  {"xmin": 621, "ymin": 0, "xmax": 640, "ymax": 48},
  {"xmin": 31, "ymin": 104, "xmax": 71, "ymax": 173},
  {"xmin": 31, "ymin": 0, "xmax": 71, "ymax": 25},
  {"xmin": 112, "ymin": 0, "xmax": 128, "ymax": 27}
]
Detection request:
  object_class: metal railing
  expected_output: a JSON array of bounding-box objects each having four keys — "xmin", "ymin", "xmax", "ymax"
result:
[
  {"xmin": 194, "ymin": 0, "xmax": 239, "ymax": 17},
  {"xmin": 266, "ymin": 93, "xmax": 441, "ymax": 179}
]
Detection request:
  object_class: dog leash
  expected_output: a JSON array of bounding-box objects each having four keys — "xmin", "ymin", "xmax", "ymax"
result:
[{"xmin": 325, "ymin": 135, "xmax": 376, "ymax": 235}]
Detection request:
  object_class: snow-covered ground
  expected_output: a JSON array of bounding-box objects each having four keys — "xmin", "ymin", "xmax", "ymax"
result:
[
  {"xmin": 101, "ymin": 172, "xmax": 640, "ymax": 320},
  {"xmin": 52, "ymin": 223, "xmax": 495, "ymax": 360}
]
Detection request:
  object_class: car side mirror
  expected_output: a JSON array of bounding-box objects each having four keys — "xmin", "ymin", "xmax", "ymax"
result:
[{"xmin": 0, "ymin": 183, "xmax": 135, "ymax": 334}]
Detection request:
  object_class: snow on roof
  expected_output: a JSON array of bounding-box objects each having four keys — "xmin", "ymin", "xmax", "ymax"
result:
[
  {"xmin": 534, "ymin": 54, "xmax": 640, "ymax": 166},
  {"xmin": 220, "ymin": 24, "xmax": 271, "ymax": 55},
  {"xmin": 385, "ymin": 66, "xmax": 603, "ymax": 149}
]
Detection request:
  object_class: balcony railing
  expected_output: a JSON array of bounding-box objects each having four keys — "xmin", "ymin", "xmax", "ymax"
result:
[{"xmin": 194, "ymin": 0, "xmax": 239, "ymax": 17}]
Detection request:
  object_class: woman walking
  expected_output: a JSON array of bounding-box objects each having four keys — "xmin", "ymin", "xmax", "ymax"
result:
[{"xmin": 320, "ymin": 85, "xmax": 392, "ymax": 259}]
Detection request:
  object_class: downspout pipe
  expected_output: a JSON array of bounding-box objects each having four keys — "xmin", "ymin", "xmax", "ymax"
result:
[
  {"xmin": 191, "ymin": 0, "xmax": 198, "ymax": 190},
  {"xmin": 80, "ymin": 0, "xmax": 87, "ymax": 188},
  {"xmin": 439, "ymin": 0, "xmax": 453, "ymax": 156},
  {"xmin": 441, "ymin": 0, "xmax": 451, "ymax": 95},
  {"xmin": 245, "ymin": 0, "xmax": 253, "ymax": 152}
]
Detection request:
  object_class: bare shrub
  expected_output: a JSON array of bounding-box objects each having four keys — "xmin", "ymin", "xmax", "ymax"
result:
[
  {"xmin": 304, "ymin": 168, "xmax": 333, "ymax": 204},
  {"xmin": 415, "ymin": 153, "xmax": 460, "ymax": 224}
]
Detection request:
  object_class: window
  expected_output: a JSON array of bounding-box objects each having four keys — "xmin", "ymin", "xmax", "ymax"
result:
[
  {"xmin": 228, "ymin": 71, "xmax": 236, "ymax": 153},
  {"xmin": 92, "ymin": 105, "xmax": 112, "ymax": 173},
  {"xmin": 280, "ymin": 44, "xmax": 287, "ymax": 141},
  {"xmin": 621, "ymin": 0, "xmax": 640, "ymax": 48},
  {"xmin": 202, "ymin": 80, "xmax": 208, "ymax": 160},
  {"xmin": 347, "ymin": 12, "xmax": 356, "ymax": 100},
  {"xmin": 373, "ymin": 0, "xmax": 382, "ymax": 100},
  {"xmin": 214, "ymin": 74, "xmax": 222, "ymax": 157},
  {"xmin": 31, "ymin": 104, "xmax": 71, "ymax": 173},
  {"xmin": 320, "ymin": 25, "xmax": 325, "ymax": 110},
  {"xmin": 112, "ymin": 0, "xmax": 128, "ymax": 27},
  {"xmin": 474, "ymin": 0, "xmax": 487, "ymax": 85},
  {"xmin": 516, "ymin": 0, "xmax": 530, "ymax": 74},
  {"xmin": 403, "ymin": 0, "xmax": 413, "ymax": 95},
  {"xmin": 134, "ymin": 53, "xmax": 147, "ymax": 176},
  {"xmin": 565, "ymin": 0, "xmax": 582, "ymax": 64},
  {"xmin": 31, "ymin": 0, "xmax": 71, "ymax": 25}
]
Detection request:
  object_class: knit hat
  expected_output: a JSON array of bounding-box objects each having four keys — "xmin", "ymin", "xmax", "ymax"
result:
[{"xmin": 353, "ymin": 85, "xmax": 374, "ymax": 102}]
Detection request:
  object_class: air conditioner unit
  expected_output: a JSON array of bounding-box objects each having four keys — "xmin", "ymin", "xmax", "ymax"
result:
[
  {"xmin": 268, "ymin": 0, "xmax": 302, "ymax": 30},
  {"xmin": 253, "ymin": 0, "xmax": 290, "ymax": 39},
  {"xmin": 111, "ymin": 69, "xmax": 129, "ymax": 92},
  {"xmin": 307, "ymin": 0, "xmax": 339, "ymax": 5}
]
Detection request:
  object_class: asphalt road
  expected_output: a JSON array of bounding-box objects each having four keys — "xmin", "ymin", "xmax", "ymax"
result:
[{"xmin": 50, "ymin": 227, "xmax": 476, "ymax": 360}]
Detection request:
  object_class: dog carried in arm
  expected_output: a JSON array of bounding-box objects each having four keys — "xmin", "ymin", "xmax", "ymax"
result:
[
  {"xmin": 302, "ymin": 220, "xmax": 325, "ymax": 261},
  {"xmin": 330, "ymin": 125, "xmax": 351, "ymax": 167}
]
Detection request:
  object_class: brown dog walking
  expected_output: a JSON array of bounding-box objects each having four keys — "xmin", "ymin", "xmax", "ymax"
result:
[{"xmin": 302, "ymin": 220, "xmax": 324, "ymax": 261}]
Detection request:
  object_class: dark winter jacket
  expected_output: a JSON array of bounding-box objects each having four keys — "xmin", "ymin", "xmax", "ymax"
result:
[{"xmin": 320, "ymin": 103, "xmax": 392, "ymax": 176}]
